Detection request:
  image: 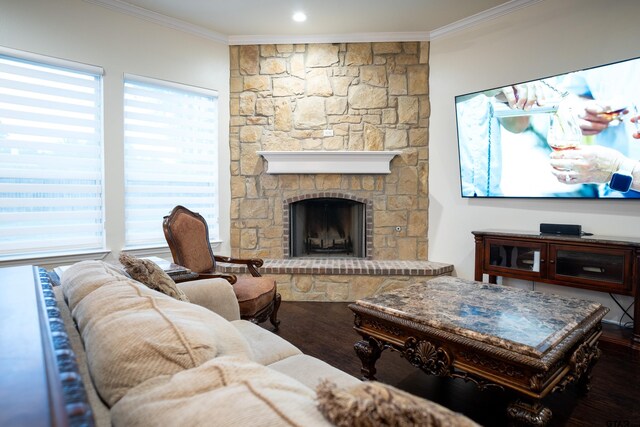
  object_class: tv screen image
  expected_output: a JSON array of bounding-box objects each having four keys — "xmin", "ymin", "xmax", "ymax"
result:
[{"xmin": 455, "ymin": 56, "xmax": 640, "ymax": 198}]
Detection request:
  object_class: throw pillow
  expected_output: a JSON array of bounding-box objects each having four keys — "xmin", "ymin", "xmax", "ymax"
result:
[
  {"xmin": 316, "ymin": 380, "xmax": 480, "ymax": 427},
  {"xmin": 119, "ymin": 253, "xmax": 189, "ymax": 302}
]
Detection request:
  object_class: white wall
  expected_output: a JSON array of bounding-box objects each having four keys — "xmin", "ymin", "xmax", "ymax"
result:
[
  {"xmin": 429, "ymin": 0, "xmax": 640, "ymax": 323},
  {"xmin": 0, "ymin": 0, "xmax": 231, "ymax": 262}
]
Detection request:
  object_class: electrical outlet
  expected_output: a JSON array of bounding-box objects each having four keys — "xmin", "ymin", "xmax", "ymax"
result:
[{"xmin": 323, "ymin": 129, "xmax": 334, "ymax": 137}]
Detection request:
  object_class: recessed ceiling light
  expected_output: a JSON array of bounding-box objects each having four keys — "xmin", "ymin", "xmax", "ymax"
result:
[{"xmin": 292, "ymin": 11, "xmax": 307, "ymax": 22}]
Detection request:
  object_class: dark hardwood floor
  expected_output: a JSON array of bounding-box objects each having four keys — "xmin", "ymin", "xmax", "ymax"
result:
[{"xmin": 266, "ymin": 301, "xmax": 640, "ymax": 427}]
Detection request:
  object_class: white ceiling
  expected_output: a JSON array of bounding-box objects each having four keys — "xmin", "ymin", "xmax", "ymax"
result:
[{"xmin": 87, "ymin": 0, "xmax": 539, "ymax": 44}]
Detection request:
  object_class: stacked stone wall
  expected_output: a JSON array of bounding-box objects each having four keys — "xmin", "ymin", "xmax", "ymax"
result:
[{"xmin": 229, "ymin": 42, "xmax": 430, "ymax": 260}]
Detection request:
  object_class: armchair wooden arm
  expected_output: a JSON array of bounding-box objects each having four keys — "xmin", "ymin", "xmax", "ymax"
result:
[
  {"xmin": 214, "ymin": 255, "xmax": 265, "ymax": 277},
  {"xmin": 172, "ymin": 271, "xmax": 238, "ymax": 285},
  {"xmin": 194, "ymin": 271, "xmax": 238, "ymax": 284}
]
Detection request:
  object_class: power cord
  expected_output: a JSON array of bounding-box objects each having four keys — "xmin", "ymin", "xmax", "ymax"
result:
[{"xmin": 608, "ymin": 292, "xmax": 634, "ymax": 328}]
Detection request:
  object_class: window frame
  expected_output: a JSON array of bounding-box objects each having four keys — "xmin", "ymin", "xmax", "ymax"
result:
[
  {"xmin": 122, "ymin": 73, "xmax": 220, "ymax": 250},
  {"xmin": 0, "ymin": 47, "xmax": 106, "ymax": 264}
]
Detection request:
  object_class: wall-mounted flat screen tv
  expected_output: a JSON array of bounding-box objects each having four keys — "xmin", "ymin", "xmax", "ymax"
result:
[{"xmin": 455, "ymin": 56, "xmax": 640, "ymax": 198}]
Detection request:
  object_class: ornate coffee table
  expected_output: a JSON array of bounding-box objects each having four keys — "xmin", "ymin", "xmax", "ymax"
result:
[{"xmin": 349, "ymin": 276, "xmax": 609, "ymax": 426}]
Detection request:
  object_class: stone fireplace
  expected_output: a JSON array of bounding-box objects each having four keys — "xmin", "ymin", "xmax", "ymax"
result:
[{"xmin": 227, "ymin": 41, "xmax": 454, "ymax": 301}]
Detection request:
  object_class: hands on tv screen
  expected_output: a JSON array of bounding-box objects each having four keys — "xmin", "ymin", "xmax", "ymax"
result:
[{"xmin": 455, "ymin": 56, "xmax": 640, "ymax": 198}]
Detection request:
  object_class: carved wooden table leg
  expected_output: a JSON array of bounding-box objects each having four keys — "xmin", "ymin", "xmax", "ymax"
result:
[
  {"xmin": 354, "ymin": 338, "xmax": 382, "ymax": 380},
  {"xmin": 506, "ymin": 399, "xmax": 552, "ymax": 427},
  {"xmin": 576, "ymin": 342, "xmax": 601, "ymax": 396}
]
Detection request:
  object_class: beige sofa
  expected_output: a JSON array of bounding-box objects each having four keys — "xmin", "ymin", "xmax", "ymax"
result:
[
  {"xmin": 57, "ymin": 260, "xmax": 360, "ymax": 426},
  {"xmin": 55, "ymin": 260, "xmax": 479, "ymax": 427}
]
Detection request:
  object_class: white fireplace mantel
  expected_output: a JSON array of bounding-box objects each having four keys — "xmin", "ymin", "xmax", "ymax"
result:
[{"xmin": 256, "ymin": 150, "xmax": 402, "ymax": 174}]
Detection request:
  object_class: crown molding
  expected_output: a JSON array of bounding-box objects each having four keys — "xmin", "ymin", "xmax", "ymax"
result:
[
  {"xmin": 83, "ymin": 0, "xmax": 229, "ymax": 44},
  {"xmin": 228, "ymin": 31, "xmax": 429, "ymax": 46},
  {"xmin": 85, "ymin": 0, "xmax": 542, "ymax": 46},
  {"xmin": 429, "ymin": 0, "xmax": 544, "ymax": 40}
]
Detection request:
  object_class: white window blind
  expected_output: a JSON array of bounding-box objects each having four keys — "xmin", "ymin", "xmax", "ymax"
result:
[
  {"xmin": 0, "ymin": 51, "xmax": 104, "ymax": 260},
  {"xmin": 124, "ymin": 75, "xmax": 219, "ymax": 248}
]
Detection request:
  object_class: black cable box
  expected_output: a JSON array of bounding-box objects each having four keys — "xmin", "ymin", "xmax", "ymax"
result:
[{"xmin": 539, "ymin": 223, "xmax": 582, "ymax": 236}]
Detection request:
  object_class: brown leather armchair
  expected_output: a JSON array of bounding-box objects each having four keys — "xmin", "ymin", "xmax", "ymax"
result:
[{"xmin": 163, "ymin": 205, "xmax": 280, "ymax": 330}]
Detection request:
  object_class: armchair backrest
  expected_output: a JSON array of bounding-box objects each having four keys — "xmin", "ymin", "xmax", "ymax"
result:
[{"xmin": 163, "ymin": 205, "xmax": 216, "ymax": 274}]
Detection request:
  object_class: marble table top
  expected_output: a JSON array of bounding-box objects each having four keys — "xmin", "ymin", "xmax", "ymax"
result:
[{"xmin": 355, "ymin": 276, "xmax": 608, "ymax": 358}]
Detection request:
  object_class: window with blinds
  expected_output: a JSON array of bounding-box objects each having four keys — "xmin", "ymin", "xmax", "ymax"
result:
[
  {"xmin": 0, "ymin": 50, "xmax": 104, "ymax": 260},
  {"xmin": 123, "ymin": 75, "xmax": 219, "ymax": 248}
]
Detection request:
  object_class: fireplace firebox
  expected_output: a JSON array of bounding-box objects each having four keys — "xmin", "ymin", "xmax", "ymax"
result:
[{"xmin": 290, "ymin": 197, "xmax": 365, "ymax": 258}]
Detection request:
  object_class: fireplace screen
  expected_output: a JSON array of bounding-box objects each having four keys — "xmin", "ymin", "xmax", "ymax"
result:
[{"xmin": 290, "ymin": 198, "xmax": 365, "ymax": 258}]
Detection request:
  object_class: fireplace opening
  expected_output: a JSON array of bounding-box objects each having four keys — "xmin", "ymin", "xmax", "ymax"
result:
[{"xmin": 290, "ymin": 197, "xmax": 365, "ymax": 258}]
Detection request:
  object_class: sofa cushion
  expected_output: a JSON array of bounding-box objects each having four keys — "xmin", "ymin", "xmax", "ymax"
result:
[
  {"xmin": 119, "ymin": 252, "xmax": 189, "ymax": 302},
  {"xmin": 61, "ymin": 261, "xmax": 128, "ymax": 310},
  {"xmin": 61, "ymin": 261, "xmax": 253, "ymax": 407},
  {"xmin": 268, "ymin": 354, "xmax": 360, "ymax": 390},
  {"xmin": 231, "ymin": 319, "xmax": 301, "ymax": 365},
  {"xmin": 316, "ymin": 380, "xmax": 480, "ymax": 427},
  {"xmin": 111, "ymin": 356, "xmax": 333, "ymax": 427}
]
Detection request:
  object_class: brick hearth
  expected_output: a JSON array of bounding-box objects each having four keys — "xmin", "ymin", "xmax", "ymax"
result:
[
  {"xmin": 221, "ymin": 258, "xmax": 453, "ymax": 276},
  {"xmin": 219, "ymin": 258, "xmax": 453, "ymax": 301}
]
